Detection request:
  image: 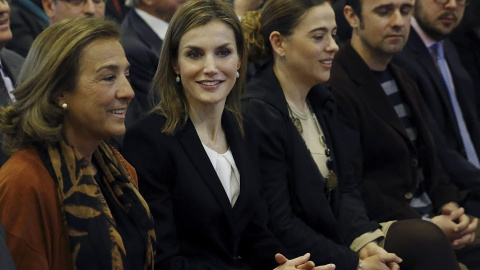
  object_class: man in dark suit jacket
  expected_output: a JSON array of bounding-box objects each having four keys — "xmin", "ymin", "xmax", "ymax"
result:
[
  {"xmin": 0, "ymin": 49, "xmax": 24, "ymax": 101},
  {"xmin": 393, "ymin": 0, "xmax": 480, "ymax": 209},
  {"xmin": 120, "ymin": 0, "xmax": 185, "ymax": 129},
  {"xmin": 450, "ymin": 0, "xmax": 480, "ymax": 119},
  {"xmin": 7, "ymin": 0, "xmax": 48, "ymax": 57},
  {"xmin": 329, "ymin": 0, "xmax": 479, "ymax": 267},
  {"xmin": 0, "ymin": 0, "xmax": 25, "ymax": 166},
  {"xmin": 8, "ymin": 0, "xmax": 106, "ymax": 58}
]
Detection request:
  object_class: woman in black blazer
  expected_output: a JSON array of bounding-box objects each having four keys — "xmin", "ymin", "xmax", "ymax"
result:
[
  {"xmin": 241, "ymin": 0, "xmax": 460, "ymax": 269},
  {"xmin": 123, "ymin": 0, "xmax": 333, "ymax": 269}
]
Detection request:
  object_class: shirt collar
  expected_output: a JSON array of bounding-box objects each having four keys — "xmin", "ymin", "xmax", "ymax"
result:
[
  {"xmin": 134, "ymin": 8, "xmax": 169, "ymax": 40},
  {"xmin": 411, "ymin": 17, "xmax": 441, "ymax": 50}
]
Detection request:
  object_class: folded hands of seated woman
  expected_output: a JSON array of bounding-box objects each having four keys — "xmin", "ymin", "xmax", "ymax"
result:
[
  {"xmin": 358, "ymin": 241, "xmax": 402, "ymax": 270},
  {"xmin": 432, "ymin": 202, "xmax": 478, "ymax": 249},
  {"xmin": 274, "ymin": 253, "xmax": 336, "ymax": 270}
]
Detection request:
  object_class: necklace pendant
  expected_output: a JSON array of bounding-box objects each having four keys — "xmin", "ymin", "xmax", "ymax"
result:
[
  {"xmin": 293, "ymin": 117, "xmax": 303, "ymax": 134},
  {"xmin": 326, "ymin": 171, "xmax": 338, "ymax": 190},
  {"xmin": 320, "ymin": 135, "xmax": 327, "ymax": 148}
]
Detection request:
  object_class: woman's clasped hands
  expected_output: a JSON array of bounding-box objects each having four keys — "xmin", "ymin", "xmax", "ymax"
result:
[
  {"xmin": 432, "ymin": 202, "xmax": 478, "ymax": 250},
  {"xmin": 358, "ymin": 242, "xmax": 403, "ymax": 270},
  {"xmin": 274, "ymin": 253, "xmax": 336, "ymax": 270}
]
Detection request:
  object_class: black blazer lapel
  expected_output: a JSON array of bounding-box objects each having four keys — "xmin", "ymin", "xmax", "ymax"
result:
[
  {"xmin": 177, "ymin": 119, "xmax": 235, "ymax": 223},
  {"xmin": 222, "ymin": 113, "xmax": 250, "ymax": 214}
]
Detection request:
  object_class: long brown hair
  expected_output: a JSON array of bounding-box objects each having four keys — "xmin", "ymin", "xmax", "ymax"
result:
[{"xmin": 151, "ymin": 0, "xmax": 247, "ymax": 135}]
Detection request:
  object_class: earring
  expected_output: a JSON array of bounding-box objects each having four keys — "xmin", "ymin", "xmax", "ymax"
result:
[
  {"xmin": 176, "ymin": 75, "xmax": 180, "ymax": 83},
  {"xmin": 61, "ymin": 103, "xmax": 68, "ymax": 110},
  {"xmin": 236, "ymin": 70, "xmax": 240, "ymax": 78}
]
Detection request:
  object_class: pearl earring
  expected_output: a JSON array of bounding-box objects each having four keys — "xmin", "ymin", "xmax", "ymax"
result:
[
  {"xmin": 61, "ymin": 103, "xmax": 68, "ymax": 110},
  {"xmin": 236, "ymin": 70, "xmax": 239, "ymax": 78},
  {"xmin": 176, "ymin": 75, "xmax": 180, "ymax": 83}
]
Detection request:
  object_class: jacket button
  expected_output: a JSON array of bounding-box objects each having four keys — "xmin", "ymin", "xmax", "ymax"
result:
[
  {"xmin": 405, "ymin": 192, "xmax": 413, "ymax": 199},
  {"xmin": 411, "ymin": 159, "xmax": 418, "ymax": 167}
]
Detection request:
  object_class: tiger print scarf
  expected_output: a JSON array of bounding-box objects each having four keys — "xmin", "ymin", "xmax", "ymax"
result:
[{"xmin": 35, "ymin": 139, "xmax": 156, "ymax": 269}]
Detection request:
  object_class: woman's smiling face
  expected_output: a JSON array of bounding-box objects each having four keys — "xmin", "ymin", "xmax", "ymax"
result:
[
  {"xmin": 61, "ymin": 38, "xmax": 134, "ymax": 144},
  {"xmin": 174, "ymin": 20, "xmax": 240, "ymax": 111}
]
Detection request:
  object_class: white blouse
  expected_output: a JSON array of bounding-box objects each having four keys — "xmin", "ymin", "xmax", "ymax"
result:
[{"xmin": 202, "ymin": 144, "xmax": 240, "ymax": 206}]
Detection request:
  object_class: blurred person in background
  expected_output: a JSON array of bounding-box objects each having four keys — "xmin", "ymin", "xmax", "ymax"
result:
[{"xmin": 0, "ymin": 0, "xmax": 25, "ymax": 166}]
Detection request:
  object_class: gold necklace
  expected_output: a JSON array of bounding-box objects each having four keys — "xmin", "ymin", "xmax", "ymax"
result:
[{"xmin": 287, "ymin": 102, "xmax": 338, "ymax": 192}]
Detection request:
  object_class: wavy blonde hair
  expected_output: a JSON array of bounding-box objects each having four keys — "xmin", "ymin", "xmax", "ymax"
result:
[{"xmin": 0, "ymin": 18, "xmax": 119, "ymax": 154}]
